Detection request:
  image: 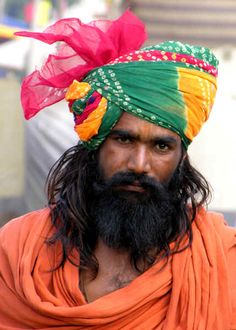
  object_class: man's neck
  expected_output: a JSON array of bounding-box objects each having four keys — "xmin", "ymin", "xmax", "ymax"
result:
[
  {"xmin": 79, "ymin": 239, "xmax": 141, "ymax": 303},
  {"xmin": 95, "ymin": 239, "xmax": 133, "ymax": 270}
]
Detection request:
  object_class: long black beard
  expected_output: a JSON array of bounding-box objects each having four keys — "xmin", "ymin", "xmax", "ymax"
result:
[{"xmin": 90, "ymin": 171, "xmax": 178, "ymax": 268}]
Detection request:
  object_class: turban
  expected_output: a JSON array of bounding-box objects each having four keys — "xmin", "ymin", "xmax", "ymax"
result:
[{"xmin": 15, "ymin": 10, "xmax": 218, "ymax": 149}]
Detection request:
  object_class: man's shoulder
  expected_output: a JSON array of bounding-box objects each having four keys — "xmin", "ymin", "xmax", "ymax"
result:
[
  {"xmin": 0, "ymin": 208, "xmax": 53, "ymax": 249},
  {"xmin": 200, "ymin": 209, "xmax": 227, "ymax": 226},
  {"xmin": 196, "ymin": 208, "xmax": 236, "ymax": 250},
  {"xmin": 196, "ymin": 207, "xmax": 234, "ymax": 229},
  {"xmin": 1, "ymin": 208, "xmax": 51, "ymax": 230}
]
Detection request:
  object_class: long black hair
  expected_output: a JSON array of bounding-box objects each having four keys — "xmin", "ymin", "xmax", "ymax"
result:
[{"xmin": 46, "ymin": 143, "xmax": 211, "ymax": 273}]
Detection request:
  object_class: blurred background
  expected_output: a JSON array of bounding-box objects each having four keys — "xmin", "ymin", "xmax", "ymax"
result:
[{"xmin": 0, "ymin": 0, "xmax": 235, "ymax": 226}]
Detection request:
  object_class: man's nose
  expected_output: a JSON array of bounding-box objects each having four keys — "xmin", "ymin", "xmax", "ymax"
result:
[{"xmin": 127, "ymin": 145, "xmax": 151, "ymax": 174}]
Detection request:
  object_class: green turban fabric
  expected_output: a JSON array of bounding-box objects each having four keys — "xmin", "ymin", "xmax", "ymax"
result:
[{"xmin": 66, "ymin": 41, "xmax": 218, "ymax": 149}]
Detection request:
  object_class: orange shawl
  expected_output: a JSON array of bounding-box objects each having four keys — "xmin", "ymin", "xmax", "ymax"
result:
[{"xmin": 0, "ymin": 208, "xmax": 235, "ymax": 329}]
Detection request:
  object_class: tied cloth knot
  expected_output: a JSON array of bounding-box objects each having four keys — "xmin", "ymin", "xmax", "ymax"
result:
[{"xmin": 66, "ymin": 80, "xmax": 108, "ymax": 141}]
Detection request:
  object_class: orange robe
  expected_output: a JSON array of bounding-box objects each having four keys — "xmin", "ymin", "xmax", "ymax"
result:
[{"xmin": 0, "ymin": 208, "xmax": 235, "ymax": 329}]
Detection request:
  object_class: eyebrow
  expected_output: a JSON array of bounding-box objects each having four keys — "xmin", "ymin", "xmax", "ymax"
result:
[{"xmin": 109, "ymin": 129, "xmax": 179, "ymax": 145}]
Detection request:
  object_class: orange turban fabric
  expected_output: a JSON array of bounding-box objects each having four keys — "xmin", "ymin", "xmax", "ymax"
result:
[{"xmin": 0, "ymin": 208, "xmax": 235, "ymax": 329}]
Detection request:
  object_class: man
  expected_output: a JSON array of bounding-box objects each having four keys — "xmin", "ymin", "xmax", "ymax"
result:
[{"xmin": 0, "ymin": 10, "xmax": 235, "ymax": 329}]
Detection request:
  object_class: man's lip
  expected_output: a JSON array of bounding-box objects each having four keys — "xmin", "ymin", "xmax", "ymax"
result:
[{"xmin": 117, "ymin": 183, "xmax": 145, "ymax": 193}]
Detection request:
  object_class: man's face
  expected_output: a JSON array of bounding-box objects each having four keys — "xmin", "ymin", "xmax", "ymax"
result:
[
  {"xmin": 90, "ymin": 112, "xmax": 184, "ymax": 259},
  {"xmin": 98, "ymin": 112, "xmax": 182, "ymax": 187}
]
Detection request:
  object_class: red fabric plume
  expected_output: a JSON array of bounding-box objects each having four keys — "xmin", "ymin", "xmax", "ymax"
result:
[{"xmin": 15, "ymin": 10, "xmax": 147, "ymax": 119}]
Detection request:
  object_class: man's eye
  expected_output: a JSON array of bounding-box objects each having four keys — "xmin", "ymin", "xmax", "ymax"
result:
[
  {"xmin": 155, "ymin": 142, "xmax": 169, "ymax": 151},
  {"xmin": 116, "ymin": 137, "xmax": 132, "ymax": 144}
]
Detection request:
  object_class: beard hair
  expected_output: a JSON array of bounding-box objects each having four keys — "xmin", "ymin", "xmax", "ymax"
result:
[{"xmin": 90, "ymin": 171, "xmax": 179, "ymax": 268}]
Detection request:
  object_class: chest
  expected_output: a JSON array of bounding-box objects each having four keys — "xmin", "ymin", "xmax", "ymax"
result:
[{"xmin": 80, "ymin": 268, "xmax": 139, "ymax": 303}]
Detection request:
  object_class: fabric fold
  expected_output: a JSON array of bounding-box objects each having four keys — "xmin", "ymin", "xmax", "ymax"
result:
[{"xmin": 0, "ymin": 208, "xmax": 235, "ymax": 329}]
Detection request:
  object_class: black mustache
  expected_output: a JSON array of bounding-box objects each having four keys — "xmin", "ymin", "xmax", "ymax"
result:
[{"xmin": 93, "ymin": 171, "xmax": 167, "ymax": 195}]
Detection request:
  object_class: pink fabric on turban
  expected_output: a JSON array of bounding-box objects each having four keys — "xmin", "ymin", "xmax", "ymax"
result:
[{"xmin": 15, "ymin": 10, "xmax": 147, "ymax": 119}]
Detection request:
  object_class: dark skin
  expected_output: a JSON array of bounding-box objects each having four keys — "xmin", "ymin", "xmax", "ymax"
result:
[{"xmin": 80, "ymin": 112, "xmax": 183, "ymax": 303}]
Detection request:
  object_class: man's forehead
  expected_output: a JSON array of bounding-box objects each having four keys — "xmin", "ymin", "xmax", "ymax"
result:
[{"xmin": 111, "ymin": 112, "xmax": 181, "ymax": 140}]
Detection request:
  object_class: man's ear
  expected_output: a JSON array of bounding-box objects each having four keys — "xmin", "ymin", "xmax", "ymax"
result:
[
  {"xmin": 181, "ymin": 144, "xmax": 187, "ymax": 160},
  {"xmin": 182, "ymin": 152, "xmax": 187, "ymax": 161},
  {"xmin": 179, "ymin": 148, "xmax": 187, "ymax": 169}
]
